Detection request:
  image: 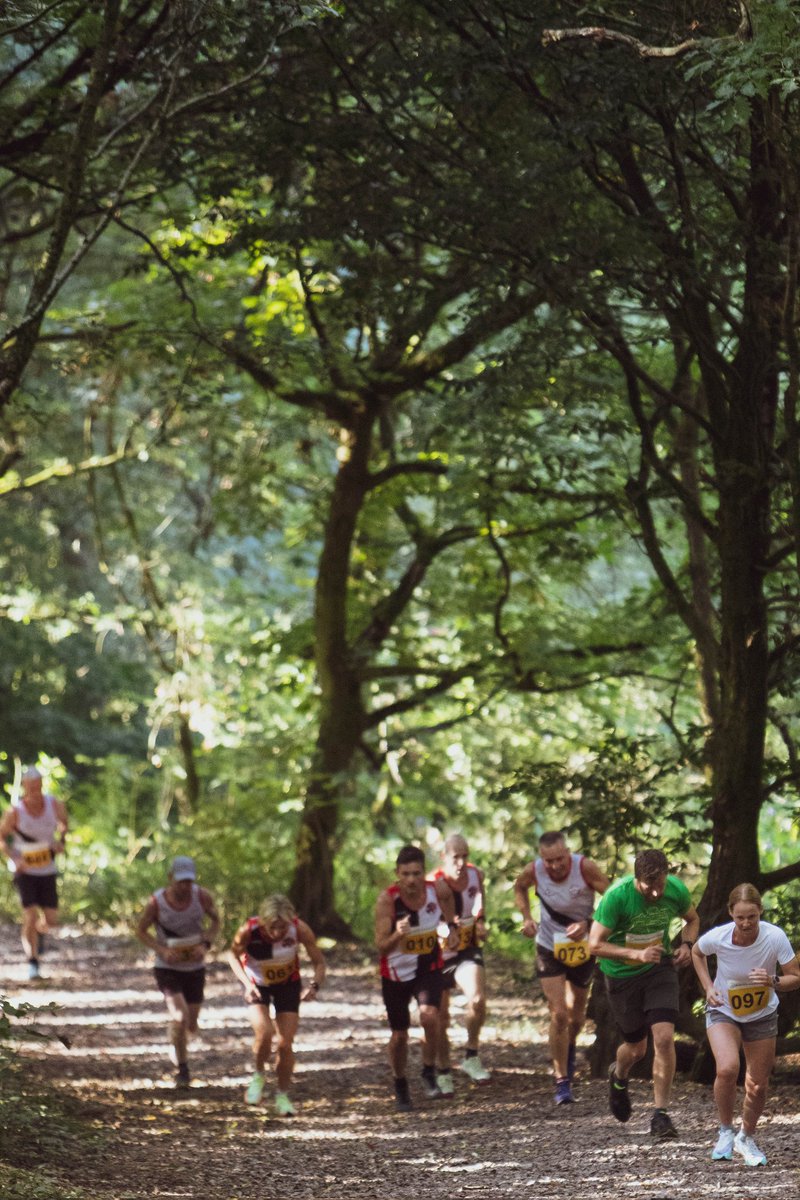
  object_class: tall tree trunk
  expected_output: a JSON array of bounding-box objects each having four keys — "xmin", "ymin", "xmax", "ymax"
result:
[
  {"xmin": 698, "ymin": 95, "xmax": 782, "ymax": 927},
  {"xmin": 175, "ymin": 711, "xmax": 200, "ymax": 817},
  {"xmin": 289, "ymin": 408, "xmax": 375, "ymax": 932}
]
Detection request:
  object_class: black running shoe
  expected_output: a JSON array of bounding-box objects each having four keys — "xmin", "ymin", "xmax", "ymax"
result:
[
  {"xmin": 175, "ymin": 1063, "xmax": 191, "ymax": 1089},
  {"xmin": 608, "ymin": 1065, "xmax": 632, "ymax": 1122},
  {"xmin": 650, "ymin": 1109, "xmax": 678, "ymax": 1141},
  {"xmin": 420, "ymin": 1067, "xmax": 442, "ymax": 1099},
  {"xmin": 394, "ymin": 1078, "xmax": 412, "ymax": 1112}
]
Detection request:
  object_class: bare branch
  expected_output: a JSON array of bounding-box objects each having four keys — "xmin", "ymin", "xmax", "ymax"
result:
[
  {"xmin": 542, "ymin": 4, "xmax": 752, "ymax": 59},
  {"xmin": 541, "ymin": 26, "xmax": 699, "ymax": 59}
]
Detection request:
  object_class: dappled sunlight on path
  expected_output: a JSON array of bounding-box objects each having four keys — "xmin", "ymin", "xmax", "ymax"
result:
[{"xmin": 2, "ymin": 925, "xmax": 799, "ymax": 1199}]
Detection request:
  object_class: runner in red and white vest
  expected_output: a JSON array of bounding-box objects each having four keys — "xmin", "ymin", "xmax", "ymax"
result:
[
  {"xmin": 228, "ymin": 893, "xmax": 326, "ymax": 1116},
  {"xmin": 135, "ymin": 855, "xmax": 219, "ymax": 1088},
  {"xmin": 432, "ymin": 834, "xmax": 490, "ymax": 1092},
  {"xmin": 0, "ymin": 766, "xmax": 68, "ymax": 981},
  {"xmin": 375, "ymin": 844, "xmax": 457, "ymax": 1112},
  {"xmin": 514, "ymin": 830, "xmax": 609, "ymax": 1105}
]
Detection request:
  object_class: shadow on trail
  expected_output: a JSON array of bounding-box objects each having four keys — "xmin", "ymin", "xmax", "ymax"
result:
[{"xmin": 2, "ymin": 925, "xmax": 797, "ymax": 1200}]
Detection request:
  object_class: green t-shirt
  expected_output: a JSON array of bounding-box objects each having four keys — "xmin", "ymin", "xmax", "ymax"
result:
[{"xmin": 593, "ymin": 874, "xmax": 692, "ymax": 978}]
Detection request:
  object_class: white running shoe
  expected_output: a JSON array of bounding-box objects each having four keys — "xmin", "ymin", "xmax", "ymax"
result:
[
  {"xmin": 436, "ymin": 1071, "xmax": 455, "ymax": 1097},
  {"xmin": 460, "ymin": 1055, "xmax": 490, "ymax": 1083},
  {"xmin": 245, "ymin": 1071, "xmax": 266, "ymax": 1105},
  {"xmin": 711, "ymin": 1126, "xmax": 734, "ymax": 1160},
  {"xmin": 734, "ymin": 1131, "xmax": 767, "ymax": 1167},
  {"xmin": 274, "ymin": 1090, "xmax": 296, "ymax": 1116}
]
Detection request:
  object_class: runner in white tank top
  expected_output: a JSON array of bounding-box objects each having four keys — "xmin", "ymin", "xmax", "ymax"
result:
[
  {"xmin": 228, "ymin": 894, "xmax": 326, "ymax": 1115},
  {"xmin": 514, "ymin": 831, "xmax": 609, "ymax": 1105},
  {"xmin": 432, "ymin": 834, "xmax": 490, "ymax": 1090},
  {"xmin": 0, "ymin": 766, "xmax": 68, "ymax": 979},
  {"xmin": 375, "ymin": 845, "xmax": 457, "ymax": 1112},
  {"xmin": 135, "ymin": 855, "xmax": 219, "ymax": 1088}
]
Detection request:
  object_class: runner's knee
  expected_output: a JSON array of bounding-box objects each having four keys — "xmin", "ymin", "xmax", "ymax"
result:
[{"xmin": 418, "ymin": 1006, "xmax": 439, "ymax": 1035}]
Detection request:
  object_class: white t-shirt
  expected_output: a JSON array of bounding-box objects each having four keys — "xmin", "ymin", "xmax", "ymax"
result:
[{"xmin": 697, "ymin": 920, "xmax": 795, "ymax": 1023}]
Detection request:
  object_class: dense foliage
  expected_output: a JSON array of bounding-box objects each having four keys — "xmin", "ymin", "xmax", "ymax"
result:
[{"xmin": 2, "ymin": 1, "xmax": 800, "ymax": 947}]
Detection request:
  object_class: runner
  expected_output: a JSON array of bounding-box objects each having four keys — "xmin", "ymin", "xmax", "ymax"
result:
[
  {"xmin": 691, "ymin": 882, "xmax": 800, "ymax": 1167},
  {"xmin": 375, "ymin": 844, "xmax": 458, "ymax": 1111},
  {"xmin": 135, "ymin": 855, "xmax": 220, "ymax": 1087},
  {"xmin": 514, "ymin": 830, "xmax": 609, "ymax": 1103},
  {"xmin": 433, "ymin": 833, "xmax": 490, "ymax": 1093},
  {"xmin": 0, "ymin": 766, "xmax": 68, "ymax": 980},
  {"xmin": 227, "ymin": 893, "xmax": 326, "ymax": 1116},
  {"xmin": 588, "ymin": 848, "xmax": 700, "ymax": 1140}
]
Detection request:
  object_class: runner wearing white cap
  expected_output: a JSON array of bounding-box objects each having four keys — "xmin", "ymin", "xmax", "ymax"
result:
[{"xmin": 0, "ymin": 766, "xmax": 68, "ymax": 980}]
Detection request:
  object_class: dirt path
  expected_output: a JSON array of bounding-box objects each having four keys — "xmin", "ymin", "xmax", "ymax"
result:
[{"xmin": 2, "ymin": 925, "xmax": 799, "ymax": 1199}]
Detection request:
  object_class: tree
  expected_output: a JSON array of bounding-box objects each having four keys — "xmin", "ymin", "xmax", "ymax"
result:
[
  {"xmin": 0, "ymin": 0, "xmax": 335, "ymax": 416},
  {"xmin": 532, "ymin": 1, "xmax": 800, "ymax": 927}
]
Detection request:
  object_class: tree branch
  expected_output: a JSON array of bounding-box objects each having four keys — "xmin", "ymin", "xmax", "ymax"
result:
[
  {"xmin": 541, "ymin": 26, "xmax": 699, "ymax": 59},
  {"xmin": 758, "ymin": 859, "xmax": 800, "ymax": 891},
  {"xmin": 542, "ymin": 4, "xmax": 753, "ymax": 58}
]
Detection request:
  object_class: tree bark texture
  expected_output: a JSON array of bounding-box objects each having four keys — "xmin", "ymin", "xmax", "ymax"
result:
[
  {"xmin": 699, "ymin": 96, "xmax": 783, "ymax": 927},
  {"xmin": 289, "ymin": 407, "xmax": 375, "ymax": 934}
]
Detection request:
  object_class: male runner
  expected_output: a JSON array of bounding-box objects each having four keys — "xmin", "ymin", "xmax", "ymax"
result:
[
  {"xmin": 433, "ymin": 833, "xmax": 490, "ymax": 1092},
  {"xmin": 0, "ymin": 766, "xmax": 68, "ymax": 980},
  {"xmin": 589, "ymin": 848, "xmax": 699, "ymax": 1140},
  {"xmin": 375, "ymin": 844, "xmax": 457, "ymax": 1111},
  {"xmin": 135, "ymin": 855, "xmax": 220, "ymax": 1087},
  {"xmin": 514, "ymin": 830, "xmax": 609, "ymax": 1103}
]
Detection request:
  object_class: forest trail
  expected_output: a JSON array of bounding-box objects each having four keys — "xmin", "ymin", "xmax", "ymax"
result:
[{"xmin": 2, "ymin": 926, "xmax": 798, "ymax": 1200}]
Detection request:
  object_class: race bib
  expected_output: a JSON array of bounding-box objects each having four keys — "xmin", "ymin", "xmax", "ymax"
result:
[
  {"xmin": 440, "ymin": 921, "xmax": 475, "ymax": 952},
  {"xmin": 260, "ymin": 958, "xmax": 296, "ymax": 986},
  {"xmin": 402, "ymin": 929, "xmax": 437, "ymax": 956},
  {"xmin": 553, "ymin": 934, "xmax": 590, "ymax": 966},
  {"xmin": 21, "ymin": 843, "xmax": 52, "ymax": 868},
  {"xmin": 727, "ymin": 981, "xmax": 771, "ymax": 1014},
  {"xmin": 167, "ymin": 935, "xmax": 202, "ymax": 963},
  {"xmin": 625, "ymin": 930, "xmax": 665, "ymax": 951},
  {"xmin": 457, "ymin": 921, "xmax": 476, "ymax": 951}
]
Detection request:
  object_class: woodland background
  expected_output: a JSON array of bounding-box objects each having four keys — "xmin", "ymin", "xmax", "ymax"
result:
[{"xmin": 2, "ymin": 0, "xmax": 800, "ymax": 981}]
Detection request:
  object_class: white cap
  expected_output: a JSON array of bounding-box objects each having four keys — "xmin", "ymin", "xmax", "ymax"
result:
[
  {"xmin": 22, "ymin": 767, "xmax": 42, "ymax": 781},
  {"xmin": 170, "ymin": 855, "xmax": 196, "ymax": 882}
]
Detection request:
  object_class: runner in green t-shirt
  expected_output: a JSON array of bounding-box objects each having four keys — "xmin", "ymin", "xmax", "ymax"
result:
[{"xmin": 588, "ymin": 848, "xmax": 699, "ymax": 1142}]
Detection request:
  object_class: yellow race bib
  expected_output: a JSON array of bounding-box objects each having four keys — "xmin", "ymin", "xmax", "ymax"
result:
[
  {"xmin": 21, "ymin": 843, "xmax": 52, "ymax": 868},
  {"xmin": 261, "ymin": 958, "xmax": 296, "ymax": 986},
  {"xmin": 553, "ymin": 934, "xmax": 590, "ymax": 966},
  {"xmin": 402, "ymin": 929, "xmax": 438, "ymax": 956},
  {"xmin": 727, "ymin": 982, "xmax": 770, "ymax": 1014},
  {"xmin": 440, "ymin": 921, "xmax": 475, "ymax": 952},
  {"xmin": 456, "ymin": 922, "xmax": 475, "ymax": 951}
]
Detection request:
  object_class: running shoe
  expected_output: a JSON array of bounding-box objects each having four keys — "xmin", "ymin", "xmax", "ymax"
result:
[
  {"xmin": 420, "ymin": 1068, "xmax": 442, "ymax": 1099},
  {"xmin": 27, "ymin": 959, "xmax": 40, "ymax": 981},
  {"xmin": 460, "ymin": 1055, "xmax": 491, "ymax": 1083},
  {"xmin": 394, "ymin": 1078, "xmax": 412, "ymax": 1112},
  {"xmin": 650, "ymin": 1109, "xmax": 678, "ymax": 1141},
  {"xmin": 274, "ymin": 1091, "xmax": 296, "ymax": 1117},
  {"xmin": 245, "ymin": 1071, "xmax": 266, "ymax": 1105},
  {"xmin": 175, "ymin": 1063, "xmax": 191, "ymax": 1089},
  {"xmin": 734, "ymin": 1131, "xmax": 767, "ymax": 1167},
  {"xmin": 566, "ymin": 1041, "xmax": 577, "ymax": 1082},
  {"xmin": 608, "ymin": 1065, "xmax": 631, "ymax": 1122},
  {"xmin": 436, "ymin": 1070, "xmax": 454, "ymax": 1097},
  {"xmin": 711, "ymin": 1126, "xmax": 734, "ymax": 1160},
  {"xmin": 554, "ymin": 1077, "xmax": 573, "ymax": 1105}
]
